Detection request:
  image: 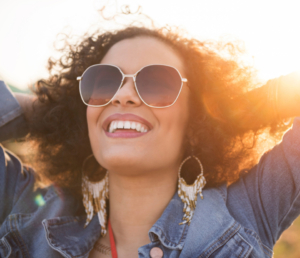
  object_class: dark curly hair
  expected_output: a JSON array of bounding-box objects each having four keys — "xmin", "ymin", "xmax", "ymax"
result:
[{"xmin": 28, "ymin": 25, "xmax": 288, "ymax": 195}]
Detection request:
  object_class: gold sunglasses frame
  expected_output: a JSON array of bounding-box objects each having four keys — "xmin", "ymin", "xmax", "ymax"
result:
[{"xmin": 77, "ymin": 64, "xmax": 188, "ymax": 108}]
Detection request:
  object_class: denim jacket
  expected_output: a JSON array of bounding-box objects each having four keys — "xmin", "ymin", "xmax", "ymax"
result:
[{"xmin": 0, "ymin": 80, "xmax": 300, "ymax": 258}]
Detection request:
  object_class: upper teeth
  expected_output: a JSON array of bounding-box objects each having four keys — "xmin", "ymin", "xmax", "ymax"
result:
[{"xmin": 108, "ymin": 121, "xmax": 148, "ymax": 133}]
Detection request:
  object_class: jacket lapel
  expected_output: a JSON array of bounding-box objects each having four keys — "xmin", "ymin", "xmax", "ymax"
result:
[
  {"xmin": 42, "ymin": 214, "xmax": 101, "ymax": 258},
  {"xmin": 42, "ymin": 184, "xmax": 250, "ymax": 258},
  {"xmin": 180, "ymin": 184, "xmax": 245, "ymax": 257}
]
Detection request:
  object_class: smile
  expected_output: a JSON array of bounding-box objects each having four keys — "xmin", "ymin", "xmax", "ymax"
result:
[
  {"xmin": 102, "ymin": 113, "xmax": 152, "ymax": 138},
  {"xmin": 108, "ymin": 120, "xmax": 149, "ymax": 133}
]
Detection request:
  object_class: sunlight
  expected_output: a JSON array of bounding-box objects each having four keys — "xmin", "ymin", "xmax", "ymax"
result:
[{"xmin": 0, "ymin": 0, "xmax": 300, "ymax": 88}]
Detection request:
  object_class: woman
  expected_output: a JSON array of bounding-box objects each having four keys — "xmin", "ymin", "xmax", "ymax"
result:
[{"xmin": 0, "ymin": 26, "xmax": 300, "ymax": 258}]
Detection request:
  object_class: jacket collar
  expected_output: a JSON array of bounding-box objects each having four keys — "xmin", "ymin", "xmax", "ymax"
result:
[
  {"xmin": 148, "ymin": 184, "xmax": 242, "ymax": 257},
  {"xmin": 42, "ymin": 183, "xmax": 242, "ymax": 258},
  {"xmin": 42, "ymin": 214, "xmax": 101, "ymax": 258},
  {"xmin": 180, "ymin": 184, "xmax": 242, "ymax": 257},
  {"xmin": 148, "ymin": 190, "xmax": 189, "ymax": 250}
]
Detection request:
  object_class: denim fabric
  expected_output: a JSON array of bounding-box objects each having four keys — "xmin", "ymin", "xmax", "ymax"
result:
[
  {"xmin": 0, "ymin": 81, "xmax": 28, "ymax": 142},
  {"xmin": 0, "ymin": 81, "xmax": 300, "ymax": 257}
]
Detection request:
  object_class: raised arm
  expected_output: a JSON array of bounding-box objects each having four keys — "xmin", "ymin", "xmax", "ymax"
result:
[
  {"xmin": 226, "ymin": 71, "xmax": 300, "ymax": 130},
  {"xmin": 0, "ymin": 80, "xmax": 37, "ymax": 224},
  {"xmin": 0, "ymin": 80, "xmax": 35, "ymax": 142},
  {"xmin": 254, "ymin": 71, "xmax": 300, "ymax": 121},
  {"xmin": 227, "ymin": 73, "xmax": 300, "ymax": 250}
]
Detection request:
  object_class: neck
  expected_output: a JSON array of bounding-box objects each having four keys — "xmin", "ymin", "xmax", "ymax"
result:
[{"xmin": 106, "ymin": 168, "xmax": 178, "ymax": 254}]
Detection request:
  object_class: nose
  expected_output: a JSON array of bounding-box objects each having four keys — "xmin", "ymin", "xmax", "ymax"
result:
[{"xmin": 111, "ymin": 76, "xmax": 142, "ymax": 107}]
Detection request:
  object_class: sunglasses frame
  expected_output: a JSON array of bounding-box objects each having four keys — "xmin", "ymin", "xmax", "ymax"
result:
[{"xmin": 77, "ymin": 64, "xmax": 188, "ymax": 108}]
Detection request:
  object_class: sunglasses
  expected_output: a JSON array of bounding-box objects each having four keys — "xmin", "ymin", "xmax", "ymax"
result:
[{"xmin": 77, "ymin": 64, "xmax": 187, "ymax": 108}]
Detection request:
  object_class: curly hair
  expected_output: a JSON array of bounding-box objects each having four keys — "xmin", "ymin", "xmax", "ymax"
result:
[{"xmin": 28, "ymin": 25, "xmax": 288, "ymax": 195}]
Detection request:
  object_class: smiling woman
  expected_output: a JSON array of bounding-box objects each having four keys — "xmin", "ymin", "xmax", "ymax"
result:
[{"xmin": 0, "ymin": 25, "xmax": 300, "ymax": 258}]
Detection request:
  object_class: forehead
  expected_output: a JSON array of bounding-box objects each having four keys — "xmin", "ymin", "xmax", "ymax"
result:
[{"xmin": 100, "ymin": 36, "xmax": 185, "ymax": 75}]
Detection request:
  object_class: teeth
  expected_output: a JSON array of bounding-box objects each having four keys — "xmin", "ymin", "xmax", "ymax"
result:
[
  {"xmin": 136, "ymin": 123, "xmax": 141, "ymax": 132},
  {"xmin": 124, "ymin": 121, "xmax": 131, "ymax": 129},
  {"xmin": 117, "ymin": 121, "xmax": 124, "ymax": 129},
  {"xmin": 109, "ymin": 123, "xmax": 114, "ymax": 133},
  {"xmin": 108, "ymin": 120, "xmax": 149, "ymax": 133},
  {"xmin": 130, "ymin": 122, "xmax": 136, "ymax": 130}
]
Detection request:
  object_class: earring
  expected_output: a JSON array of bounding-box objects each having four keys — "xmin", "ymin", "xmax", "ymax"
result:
[
  {"xmin": 82, "ymin": 154, "xmax": 109, "ymax": 236},
  {"xmin": 178, "ymin": 155, "xmax": 206, "ymax": 225}
]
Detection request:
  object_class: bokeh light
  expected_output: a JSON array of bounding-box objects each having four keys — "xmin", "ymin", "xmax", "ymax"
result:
[{"xmin": 35, "ymin": 194, "xmax": 46, "ymax": 206}]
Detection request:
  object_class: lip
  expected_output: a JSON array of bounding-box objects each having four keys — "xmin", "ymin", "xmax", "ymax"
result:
[{"xmin": 102, "ymin": 113, "xmax": 153, "ymax": 138}]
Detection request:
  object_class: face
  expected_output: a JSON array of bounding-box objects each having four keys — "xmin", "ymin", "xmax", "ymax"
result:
[{"xmin": 87, "ymin": 36, "xmax": 190, "ymax": 176}]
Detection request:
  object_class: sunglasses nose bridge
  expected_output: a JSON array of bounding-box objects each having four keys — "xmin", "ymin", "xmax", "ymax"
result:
[
  {"xmin": 123, "ymin": 74, "xmax": 136, "ymax": 82},
  {"xmin": 119, "ymin": 74, "xmax": 138, "ymax": 96}
]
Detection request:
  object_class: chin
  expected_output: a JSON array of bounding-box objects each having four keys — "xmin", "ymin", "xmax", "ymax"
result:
[{"xmin": 97, "ymin": 151, "xmax": 147, "ymax": 175}]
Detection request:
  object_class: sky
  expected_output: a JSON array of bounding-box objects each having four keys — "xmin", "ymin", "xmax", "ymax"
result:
[{"xmin": 0, "ymin": 0, "xmax": 300, "ymax": 89}]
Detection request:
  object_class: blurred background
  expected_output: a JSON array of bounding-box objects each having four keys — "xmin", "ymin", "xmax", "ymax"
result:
[{"xmin": 1, "ymin": 0, "xmax": 300, "ymax": 257}]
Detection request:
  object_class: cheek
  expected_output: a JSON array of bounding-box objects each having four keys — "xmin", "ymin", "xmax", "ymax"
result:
[
  {"xmin": 158, "ymin": 109, "xmax": 187, "ymax": 134},
  {"xmin": 155, "ymin": 95, "xmax": 189, "ymax": 150},
  {"xmin": 86, "ymin": 106, "xmax": 104, "ymax": 138},
  {"xmin": 171, "ymin": 91, "xmax": 190, "ymax": 148},
  {"xmin": 172, "ymin": 89, "xmax": 189, "ymax": 133},
  {"xmin": 86, "ymin": 107, "xmax": 95, "ymax": 129},
  {"xmin": 152, "ymin": 107, "xmax": 189, "ymax": 169},
  {"xmin": 86, "ymin": 106, "xmax": 108, "ymax": 160}
]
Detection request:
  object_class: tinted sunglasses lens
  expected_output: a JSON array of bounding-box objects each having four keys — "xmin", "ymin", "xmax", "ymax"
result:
[
  {"xmin": 80, "ymin": 65, "xmax": 122, "ymax": 106},
  {"xmin": 136, "ymin": 65, "xmax": 182, "ymax": 107}
]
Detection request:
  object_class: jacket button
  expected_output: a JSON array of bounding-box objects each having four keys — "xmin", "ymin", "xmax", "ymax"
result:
[{"xmin": 150, "ymin": 247, "xmax": 163, "ymax": 258}]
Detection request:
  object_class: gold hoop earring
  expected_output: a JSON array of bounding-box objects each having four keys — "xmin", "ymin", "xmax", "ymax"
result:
[
  {"xmin": 178, "ymin": 155, "xmax": 206, "ymax": 225},
  {"xmin": 82, "ymin": 154, "xmax": 109, "ymax": 236}
]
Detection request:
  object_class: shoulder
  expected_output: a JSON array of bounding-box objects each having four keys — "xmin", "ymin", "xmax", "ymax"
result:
[
  {"xmin": 181, "ymin": 185, "xmax": 273, "ymax": 257},
  {"xmin": 0, "ymin": 144, "xmax": 83, "ymax": 218}
]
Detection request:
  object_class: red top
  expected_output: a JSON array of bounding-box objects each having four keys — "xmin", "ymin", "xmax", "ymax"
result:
[{"xmin": 108, "ymin": 219, "xmax": 118, "ymax": 258}]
